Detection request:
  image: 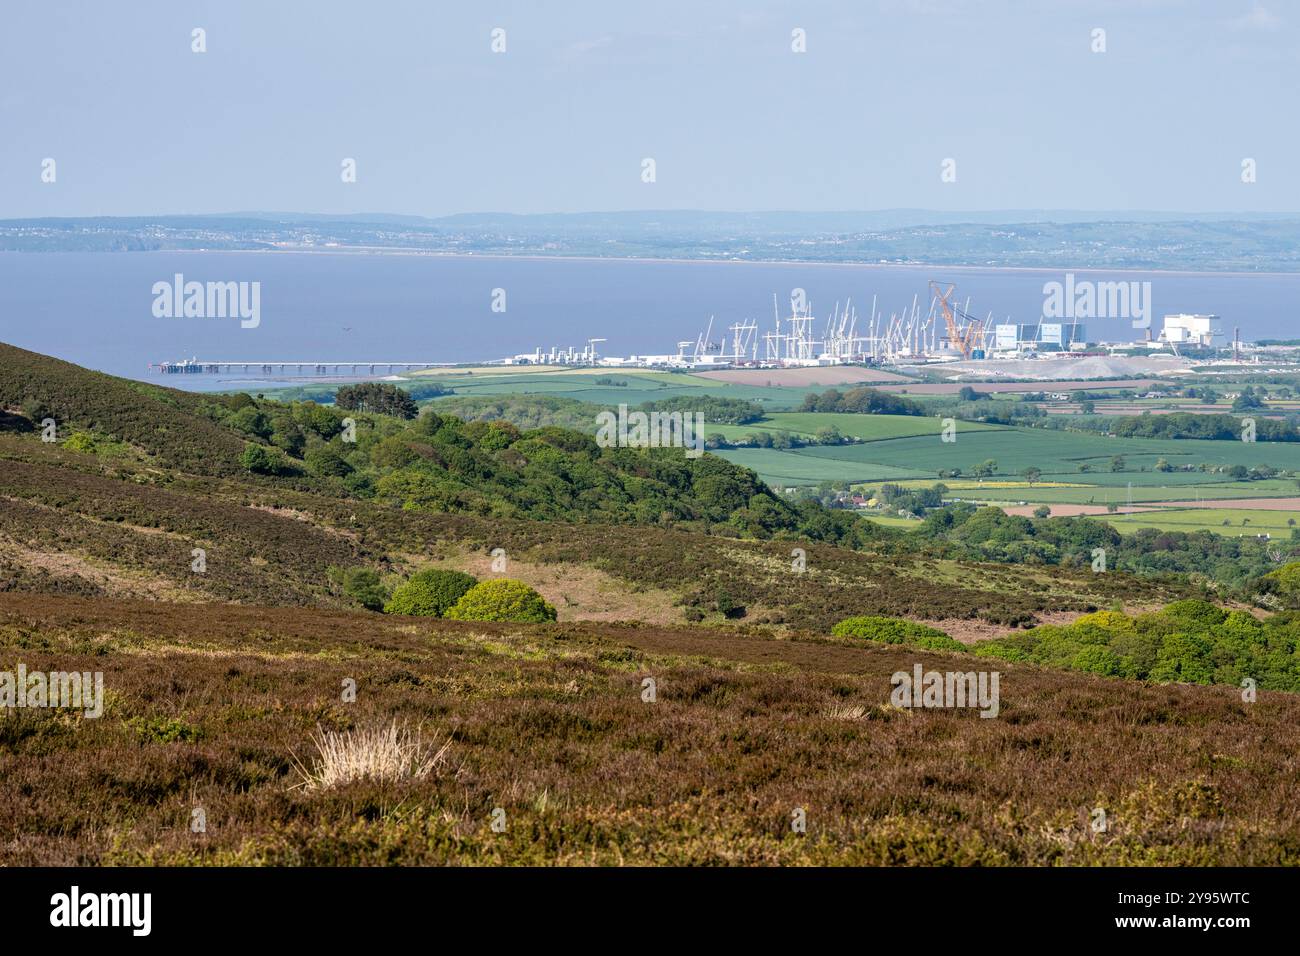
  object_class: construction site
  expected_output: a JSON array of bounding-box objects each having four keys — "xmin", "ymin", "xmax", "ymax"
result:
[
  {"xmin": 506, "ymin": 281, "xmax": 995, "ymax": 369},
  {"xmin": 500, "ymin": 280, "xmax": 1226, "ymax": 371},
  {"xmin": 153, "ymin": 281, "xmax": 1238, "ymax": 379}
]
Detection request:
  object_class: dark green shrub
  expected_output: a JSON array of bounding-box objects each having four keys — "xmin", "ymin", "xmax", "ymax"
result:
[
  {"xmin": 21, "ymin": 397, "xmax": 53, "ymax": 423},
  {"xmin": 335, "ymin": 383, "xmax": 418, "ymax": 420},
  {"xmin": 240, "ymin": 443, "xmax": 290, "ymax": 475},
  {"xmin": 384, "ymin": 569, "xmax": 478, "ymax": 617},
  {"xmin": 715, "ymin": 588, "xmax": 745, "ymax": 619},
  {"xmin": 341, "ymin": 568, "xmax": 388, "ymax": 611},
  {"xmin": 229, "ymin": 405, "xmax": 273, "ymax": 439},
  {"xmin": 305, "ymin": 444, "xmax": 354, "ymax": 478}
]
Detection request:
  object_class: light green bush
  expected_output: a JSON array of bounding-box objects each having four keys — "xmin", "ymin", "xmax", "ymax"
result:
[
  {"xmin": 445, "ymin": 579, "xmax": 557, "ymax": 623},
  {"xmin": 831, "ymin": 615, "xmax": 965, "ymax": 653}
]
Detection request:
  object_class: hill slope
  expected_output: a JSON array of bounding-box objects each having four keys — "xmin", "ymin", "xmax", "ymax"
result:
[
  {"xmin": 0, "ymin": 342, "xmax": 1167, "ymax": 627},
  {"xmin": 0, "ymin": 343, "xmax": 1297, "ymax": 867},
  {"xmin": 0, "ymin": 342, "xmax": 247, "ymax": 474},
  {"xmin": 2, "ymin": 592, "xmax": 1296, "ymax": 866}
]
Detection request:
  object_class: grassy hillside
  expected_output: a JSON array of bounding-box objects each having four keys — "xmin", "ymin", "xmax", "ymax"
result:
[
  {"xmin": 0, "ymin": 342, "xmax": 248, "ymax": 474},
  {"xmin": 0, "ymin": 430, "xmax": 1160, "ymax": 626},
  {"xmin": 3, "ymin": 344, "xmax": 1298, "ymax": 867},
  {"xmin": 0, "ymin": 345, "xmax": 1171, "ymax": 628}
]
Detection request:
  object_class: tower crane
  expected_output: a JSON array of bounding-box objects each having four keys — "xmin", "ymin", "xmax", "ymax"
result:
[{"xmin": 929, "ymin": 280, "xmax": 985, "ymax": 359}]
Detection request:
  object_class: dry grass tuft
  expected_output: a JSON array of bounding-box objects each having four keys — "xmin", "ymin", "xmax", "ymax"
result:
[
  {"xmin": 292, "ymin": 720, "xmax": 450, "ymax": 792},
  {"xmin": 824, "ymin": 701, "xmax": 869, "ymax": 721}
]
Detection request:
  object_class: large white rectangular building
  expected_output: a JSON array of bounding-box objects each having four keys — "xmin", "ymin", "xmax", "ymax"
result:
[
  {"xmin": 992, "ymin": 322, "xmax": 1086, "ymax": 352},
  {"xmin": 1161, "ymin": 314, "xmax": 1218, "ymax": 347}
]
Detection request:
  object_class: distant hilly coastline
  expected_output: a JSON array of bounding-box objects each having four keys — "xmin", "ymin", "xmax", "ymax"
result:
[{"xmin": 3, "ymin": 210, "xmax": 1300, "ymax": 272}]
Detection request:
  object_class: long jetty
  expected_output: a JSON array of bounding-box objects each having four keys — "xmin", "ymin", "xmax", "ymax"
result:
[{"xmin": 150, "ymin": 361, "xmax": 449, "ymax": 375}]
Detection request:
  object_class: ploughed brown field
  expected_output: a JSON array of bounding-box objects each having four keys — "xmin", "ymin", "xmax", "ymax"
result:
[
  {"xmin": 1002, "ymin": 504, "xmax": 1159, "ymax": 517},
  {"xmin": 3, "ymin": 592, "xmax": 1297, "ymax": 866}
]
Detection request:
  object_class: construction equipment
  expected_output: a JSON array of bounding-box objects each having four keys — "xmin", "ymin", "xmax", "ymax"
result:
[{"xmin": 929, "ymin": 280, "xmax": 985, "ymax": 359}]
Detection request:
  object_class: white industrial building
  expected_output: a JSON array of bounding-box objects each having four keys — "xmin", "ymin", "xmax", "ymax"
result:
[
  {"xmin": 992, "ymin": 322, "xmax": 1087, "ymax": 354},
  {"xmin": 1160, "ymin": 314, "xmax": 1218, "ymax": 347}
]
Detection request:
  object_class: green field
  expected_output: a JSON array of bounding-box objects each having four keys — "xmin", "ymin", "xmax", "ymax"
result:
[
  {"xmin": 801, "ymin": 429, "xmax": 1300, "ymax": 475},
  {"xmin": 1108, "ymin": 508, "xmax": 1300, "ymax": 538},
  {"xmin": 706, "ymin": 411, "xmax": 1300, "ymax": 488},
  {"xmin": 708, "ymin": 412, "xmax": 1006, "ymax": 444},
  {"xmin": 716, "ymin": 448, "xmax": 923, "ymax": 484},
  {"xmin": 861, "ymin": 499, "xmax": 1299, "ymax": 538},
  {"xmin": 936, "ymin": 478, "xmax": 1300, "ymax": 505},
  {"xmin": 419, "ymin": 370, "xmax": 838, "ymax": 411},
  {"xmin": 859, "ymin": 514, "xmax": 924, "ymax": 528}
]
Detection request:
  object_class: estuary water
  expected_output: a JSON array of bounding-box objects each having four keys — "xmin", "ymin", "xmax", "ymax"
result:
[{"xmin": 0, "ymin": 251, "xmax": 1296, "ymax": 390}]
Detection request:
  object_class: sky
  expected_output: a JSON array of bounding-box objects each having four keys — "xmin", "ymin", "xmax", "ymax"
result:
[{"xmin": 1, "ymin": 0, "xmax": 1297, "ymax": 218}]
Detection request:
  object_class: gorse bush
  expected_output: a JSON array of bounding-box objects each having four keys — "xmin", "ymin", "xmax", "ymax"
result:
[
  {"xmin": 975, "ymin": 600, "xmax": 1300, "ymax": 691},
  {"xmin": 61, "ymin": 430, "xmax": 98, "ymax": 453},
  {"xmin": 445, "ymin": 578, "xmax": 557, "ymax": 623},
  {"xmin": 831, "ymin": 615, "xmax": 965, "ymax": 653},
  {"xmin": 1258, "ymin": 561, "xmax": 1300, "ymax": 609},
  {"xmin": 384, "ymin": 569, "xmax": 478, "ymax": 617}
]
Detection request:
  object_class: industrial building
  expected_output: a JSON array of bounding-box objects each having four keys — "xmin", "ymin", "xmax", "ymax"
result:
[
  {"xmin": 1159, "ymin": 314, "xmax": 1219, "ymax": 348},
  {"xmin": 992, "ymin": 322, "xmax": 1088, "ymax": 354}
]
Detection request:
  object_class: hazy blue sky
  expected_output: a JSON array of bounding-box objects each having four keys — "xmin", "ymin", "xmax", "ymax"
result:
[{"xmin": 1, "ymin": 0, "xmax": 1296, "ymax": 217}]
